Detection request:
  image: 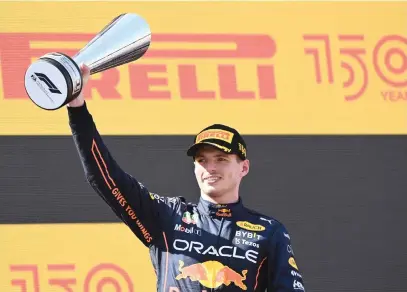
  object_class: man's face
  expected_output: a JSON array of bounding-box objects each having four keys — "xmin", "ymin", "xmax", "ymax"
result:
[{"xmin": 193, "ymin": 145, "xmax": 249, "ymax": 198}]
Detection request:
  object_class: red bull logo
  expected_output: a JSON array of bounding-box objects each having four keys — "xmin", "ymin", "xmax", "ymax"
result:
[
  {"xmin": 216, "ymin": 208, "xmax": 232, "ymax": 217},
  {"xmin": 175, "ymin": 260, "xmax": 248, "ymax": 290}
]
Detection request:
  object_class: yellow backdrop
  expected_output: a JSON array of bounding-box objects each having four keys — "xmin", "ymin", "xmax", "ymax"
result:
[
  {"xmin": 0, "ymin": 2, "xmax": 405, "ymax": 135},
  {"xmin": 1, "ymin": 224, "xmax": 156, "ymax": 292}
]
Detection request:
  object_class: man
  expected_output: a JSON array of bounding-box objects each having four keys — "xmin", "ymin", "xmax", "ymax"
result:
[{"xmin": 67, "ymin": 64, "xmax": 306, "ymax": 292}]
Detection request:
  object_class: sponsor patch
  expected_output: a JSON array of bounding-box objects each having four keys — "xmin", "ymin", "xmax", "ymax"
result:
[{"xmin": 236, "ymin": 221, "xmax": 265, "ymax": 232}]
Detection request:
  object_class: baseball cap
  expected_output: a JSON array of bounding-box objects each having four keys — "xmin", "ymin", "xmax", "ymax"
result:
[{"xmin": 186, "ymin": 124, "xmax": 247, "ymax": 160}]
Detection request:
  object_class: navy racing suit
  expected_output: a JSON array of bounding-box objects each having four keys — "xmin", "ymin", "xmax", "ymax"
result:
[{"xmin": 68, "ymin": 102, "xmax": 306, "ymax": 292}]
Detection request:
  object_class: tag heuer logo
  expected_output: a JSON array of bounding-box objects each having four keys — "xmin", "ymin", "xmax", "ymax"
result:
[{"xmin": 182, "ymin": 211, "xmax": 198, "ymax": 225}]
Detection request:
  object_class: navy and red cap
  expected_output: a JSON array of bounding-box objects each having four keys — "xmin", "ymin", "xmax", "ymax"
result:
[{"xmin": 186, "ymin": 124, "xmax": 247, "ymax": 160}]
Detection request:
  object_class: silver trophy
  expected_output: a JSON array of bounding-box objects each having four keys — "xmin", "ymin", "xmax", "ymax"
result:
[{"xmin": 24, "ymin": 13, "xmax": 151, "ymax": 110}]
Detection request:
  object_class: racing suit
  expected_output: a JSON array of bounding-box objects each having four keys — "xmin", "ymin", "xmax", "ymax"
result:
[{"xmin": 67, "ymin": 102, "xmax": 306, "ymax": 292}]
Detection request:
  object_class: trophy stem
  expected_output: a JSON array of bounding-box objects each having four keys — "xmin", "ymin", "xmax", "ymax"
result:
[{"xmin": 72, "ymin": 13, "xmax": 151, "ymax": 75}]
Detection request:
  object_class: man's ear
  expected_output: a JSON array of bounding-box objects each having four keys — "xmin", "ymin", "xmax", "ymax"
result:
[{"xmin": 242, "ymin": 159, "xmax": 250, "ymax": 176}]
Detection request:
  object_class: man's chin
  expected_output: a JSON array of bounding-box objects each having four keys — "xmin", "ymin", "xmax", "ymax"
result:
[{"xmin": 203, "ymin": 186, "xmax": 222, "ymax": 197}]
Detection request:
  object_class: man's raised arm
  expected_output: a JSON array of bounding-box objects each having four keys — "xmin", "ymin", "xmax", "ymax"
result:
[{"xmin": 66, "ymin": 64, "xmax": 180, "ymax": 247}]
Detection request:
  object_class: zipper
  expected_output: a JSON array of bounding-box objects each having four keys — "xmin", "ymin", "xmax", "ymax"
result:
[{"xmin": 212, "ymin": 217, "xmax": 225, "ymax": 292}]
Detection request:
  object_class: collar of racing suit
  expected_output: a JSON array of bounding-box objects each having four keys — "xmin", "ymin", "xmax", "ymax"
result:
[{"xmin": 197, "ymin": 197, "xmax": 244, "ymax": 219}]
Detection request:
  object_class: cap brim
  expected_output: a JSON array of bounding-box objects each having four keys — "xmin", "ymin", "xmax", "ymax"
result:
[{"xmin": 187, "ymin": 142, "xmax": 231, "ymax": 157}]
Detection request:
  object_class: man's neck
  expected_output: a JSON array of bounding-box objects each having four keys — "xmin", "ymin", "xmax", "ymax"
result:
[{"xmin": 200, "ymin": 191, "xmax": 239, "ymax": 205}]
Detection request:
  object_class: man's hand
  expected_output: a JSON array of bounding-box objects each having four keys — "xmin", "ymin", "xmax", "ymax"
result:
[{"xmin": 67, "ymin": 63, "xmax": 90, "ymax": 108}]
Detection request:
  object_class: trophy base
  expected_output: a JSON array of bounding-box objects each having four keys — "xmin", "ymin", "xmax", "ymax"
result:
[{"xmin": 24, "ymin": 52, "xmax": 83, "ymax": 110}]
